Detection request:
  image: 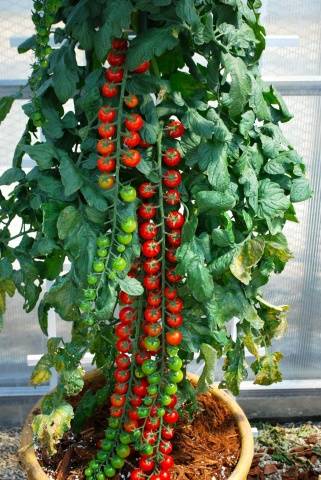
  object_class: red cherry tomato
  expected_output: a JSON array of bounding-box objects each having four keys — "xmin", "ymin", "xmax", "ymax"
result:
[
  {"xmin": 139, "ymin": 222, "xmax": 158, "ymax": 240},
  {"xmin": 168, "ymin": 395, "xmax": 178, "ymax": 409},
  {"xmin": 166, "ymin": 297, "xmax": 184, "ymax": 314},
  {"xmin": 166, "ymin": 267, "xmax": 182, "ymax": 283},
  {"xmin": 119, "ymin": 306, "xmax": 137, "ymax": 325},
  {"xmin": 123, "ymin": 131, "xmax": 141, "ymax": 148},
  {"xmin": 116, "ymin": 338, "xmax": 132, "ymax": 353},
  {"xmin": 119, "ymin": 291, "xmax": 134, "ymax": 305},
  {"xmin": 101, "ymin": 82, "xmax": 119, "ymax": 97},
  {"xmin": 98, "ymin": 106, "xmax": 116, "ymax": 123},
  {"xmin": 115, "ymin": 353, "xmax": 131, "ymax": 370},
  {"xmin": 138, "ymin": 182, "xmax": 157, "ymax": 199},
  {"xmin": 139, "ymin": 456, "xmax": 155, "ymax": 472},
  {"xmin": 161, "ymin": 425, "xmax": 175, "ymax": 440},
  {"xmin": 166, "ymin": 330, "xmax": 183, "ymax": 346},
  {"xmin": 143, "ymin": 275, "xmax": 161, "ymax": 291},
  {"xmin": 143, "ymin": 430, "xmax": 158, "ymax": 445},
  {"xmin": 135, "ymin": 350, "xmax": 151, "ymax": 366},
  {"xmin": 115, "ymin": 323, "xmax": 132, "ymax": 339},
  {"xmin": 160, "ymin": 472, "xmax": 171, "ymax": 480},
  {"xmin": 146, "ymin": 416, "xmax": 160, "ymax": 431},
  {"xmin": 163, "ymin": 147, "xmax": 182, "ymax": 167},
  {"xmin": 107, "ymin": 51, "xmax": 126, "ymax": 66},
  {"xmin": 130, "ymin": 469, "xmax": 145, "ymax": 480},
  {"xmin": 98, "ymin": 123, "xmax": 116, "ymax": 139},
  {"xmin": 130, "ymin": 395, "xmax": 143, "ymax": 407},
  {"xmin": 147, "ymin": 291, "xmax": 162, "ymax": 307},
  {"xmin": 128, "ymin": 408, "xmax": 139, "ymax": 421},
  {"xmin": 150, "ymin": 475, "xmax": 161, "ymax": 480},
  {"xmin": 96, "ymin": 139, "xmax": 115, "ymax": 156},
  {"xmin": 125, "ymin": 113, "xmax": 144, "ymax": 131},
  {"xmin": 124, "ymin": 419, "xmax": 138, "ymax": 432},
  {"xmin": 143, "ymin": 258, "xmax": 161, "ymax": 275},
  {"xmin": 112, "ymin": 38, "xmax": 128, "ymax": 50},
  {"xmin": 144, "ymin": 306, "xmax": 161, "ymax": 323},
  {"xmin": 111, "ymin": 393, "xmax": 126, "ymax": 407},
  {"xmin": 142, "ymin": 240, "xmax": 161, "ymax": 258},
  {"xmin": 133, "ymin": 379, "xmax": 148, "ymax": 397},
  {"xmin": 133, "ymin": 61, "xmax": 150, "ymax": 74},
  {"xmin": 166, "ymin": 211, "xmax": 185, "ymax": 229},
  {"xmin": 144, "ymin": 322, "xmax": 162, "ymax": 337},
  {"xmin": 166, "ymin": 313, "xmax": 183, "ymax": 328},
  {"xmin": 114, "ymin": 382, "xmax": 128, "ymax": 394},
  {"xmin": 167, "ymin": 229, "xmax": 181, "ymax": 248},
  {"xmin": 122, "ymin": 149, "xmax": 141, "ymax": 167},
  {"xmin": 110, "ymin": 406, "xmax": 123, "ymax": 417},
  {"xmin": 97, "ymin": 156, "xmax": 115, "ymax": 173},
  {"xmin": 125, "ymin": 95, "xmax": 139, "ymax": 108},
  {"xmin": 163, "ymin": 169, "xmax": 182, "ymax": 188},
  {"xmin": 105, "ymin": 67, "xmax": 124, "ymax": 83},
  {"xmin": 137, "ymin": 203, "xmax": 157, "ymax": 220},
  {"xmin": 166, "ymin": 248, "xmax": 177, "ymax": 264},
  {"xmin": 164, "ymin": 189, "xmax": 181, "ymax": 206},
  {"xmin": 159, "ymin": 441, "xmax": 173, "ymax": 455},
  {"xmin": 167, "ymin": 120, "xmax": 185, "ymax": 138},
  {"xmin": 160, "ymin": 455, "xmax": 175, "ymax": 470},
  {"xmin": 165, "ymin": 287, "xmax": 177, "ymax": 300}
]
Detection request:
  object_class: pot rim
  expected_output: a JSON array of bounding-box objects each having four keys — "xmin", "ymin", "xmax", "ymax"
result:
[{"xmin": 20, "ymin": 370, "xmax": 254, "ymax": 480}]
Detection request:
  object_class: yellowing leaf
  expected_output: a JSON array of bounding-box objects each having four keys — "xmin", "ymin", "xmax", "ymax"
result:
[{"xmin": 230, "ymin": 237, "xmax": 265, "ymax": 284}]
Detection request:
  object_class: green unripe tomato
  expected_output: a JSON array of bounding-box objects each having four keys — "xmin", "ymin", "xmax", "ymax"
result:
[
  {"xmin": 117, "ymin": 245, "xmax": 126, "ymax": 253},
  {"xmin": 168, "ymin": 356, "xmax": 183, "ymax": 371},
  {"xmin": 135, "ymin": 368, "xmax": 144, "ymax": 379},
  {"xmin": 169, "ymin": 369, "xmax": 184, "ymax": 383},
  {"xmin": 167, "ymin": 346, "xmax": 180, "ymax": 357},
  {"xmin": 147, "ymin": 372, "xmax": 161, "ymax": 385},
  {"xmin": 142, "ymin": 443, "xmax": 154, "ymax": 456},
  {"xmin": 147, "ymin": 384, "xmax": 158, "ymax": 396},
  {"xmin": 97, "ymin": 236, "xmax": 110, "ymax": 248},
  {"xmin": 137, "ymin": 406, "xmax": 149, "ymax": 418},
  {"xmin": 161, "ymin": 394, "xmax": 172, "ymax": 406},
  {"xmin": 132, "ymin": 429, "xmax": 141, "ymax": 441},
  {"xmin": 104, "ymin": 466, "xmax": 116, "ymax": 478},
  {"xmin": 97, "ymin": 248, "xmax": 108, "ymax": 258},
  {"xmin": 111, "ymin": 455, "xmax": 125, "ymax": 469},
  {"xmin": 84, "ymin": 468, "xmax": 92, "ymax": 478},
  {"xmin": 105, "ymin": 428, "xmax": 117, "ymax": 440},
  {"xmin": 108, "ymin": 417, "xmax": 120, "ymax": 429},
  {"xmin": 120, "ymin": 185, "xmax": 137, "ymax": 203},
  {"xmin": 165, "ymin": 383, "xmax": 178, "ymax": 395},
  {"xmin": 40, "ymin": 59, "xmax": 49, "ymax": 69},
  {"xmin": 143, "ymin": 396, "xmax": 153, "ymax": 406},
  {"xmin": 116, "ymin": 444, "xmax": 130, "ymax": 458},
  {"xmin": 144, "ymin": 336, "xmax": 160, "ymax": 352},
  {"xmin": 121, "ymin": 217, "xmax": 137, "ymax": 233},
  {"xmin": 79, "ymin": 301, "xmax": 93, "ymax": 313},
  {"xmin": 97, "ymin": 451, "xmax": 107, "ymax": 462},
  {"xmin": 117, "ymin": 233, "xmax": 132, "ymax": 245},
  {"xmin": 108, "ymin": 271, "xmax": 117, "ymax": 281},
  {"xmin": 158, "ymin": 407, "xmax": 166, "ymax": 417},
  {"xmin": 119, "ymin": 432, "xmax": 132, "ymax": 444},
  {"xmin": 87, "ymin": 274, "xmax": 98, "ymax": 286},
  {"xmin": 142, "ymin": 359, "xmax": 157, "ymax": 376},
  {"xmin": 96, "ymin": 473, "xmax": 105, "ymax": 480},
  {"xmin": 84, "ymin": 289, "xmax": 96, "ymax": 300},
  {"xmin": 93, "ymin": 260, "xmax": 105, "ymax": 273},
  {"xmin": 89, "ymin": 460, "xmax": 99, "ymax": 471},
  {"xmin": 112, "ymin": 257, "xmax": 127, "ymax": 272},
  {"xmin": 101, "ymin": 439, "xmax": 113, "ymax": 451}
]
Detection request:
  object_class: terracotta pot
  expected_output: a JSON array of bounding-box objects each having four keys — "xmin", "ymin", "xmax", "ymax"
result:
[{"xmin": 20, "ymin": 370, "xmax": 254, "ymax": 480}]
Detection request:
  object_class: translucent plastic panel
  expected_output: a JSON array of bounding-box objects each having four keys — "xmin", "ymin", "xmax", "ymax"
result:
[{"xmin": 261, "ymin": 0, "xmax": 321, "ymax": 77}]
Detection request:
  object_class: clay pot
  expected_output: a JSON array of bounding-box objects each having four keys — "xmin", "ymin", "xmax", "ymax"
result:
[{"xmin": 20, "ymin": 370, "xmax": 254, "ymax": 480}]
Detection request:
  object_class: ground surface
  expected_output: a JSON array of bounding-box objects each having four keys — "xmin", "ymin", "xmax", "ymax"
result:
[{"xmin": 1, "ymin": 423, "xmax": 321, "ymax": 480}]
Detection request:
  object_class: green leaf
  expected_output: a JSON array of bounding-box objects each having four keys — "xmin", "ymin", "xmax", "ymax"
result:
[
  {"xmin": 230, "ymin": 237, "xmax": 265, "ymax": 285},
  {"xmin": 249, "ymin": 77, "xmax": 272, "ymax": 122},
  {"xmin": 222, "ymin": 53, "xmax": 251, "ymax": 118},
  {"xmin": 58, "ymin": 151, "xmax": 83, "ymax": 196},
  {"xmin": 176, "ymin": 0, "xmax": 201, "ymax": 29},
  {"xmin": 0, "ymin": 167, "xmax": 25, "ymax": 185},
  {"xmin": 52, "ymin": 45, "xmax": 79, "ymax": 103},
  {"xmin": 61, "ymin": 367, "xmax": 85, "ymax": 396},
  {"xmin": 290, "ymin": 177, "xmax": 312, "ymax": 203},
  {"xmin": 252, "ymin": 352, "xmax": 283, "ymax": 386},
  {"xmin": 239, "ymin": 110, "xmax": 255, "ymax": 137},
  {"xmin": 258, "ymin": 179, "xmax": 290, "ymax": 220},
  {"xmin": 23, "ymin": 143, "xmax": 56, "ymax": 170},
  {"xmin": 81, "ymin": 183, "xmax": 109, "ymax": 212},
  {"xmin": 57, "ymin": 206, "xmax": 81, "ymax": 240},
  {"xmin": 197, "ymin": 343, "xmax": 217, "ymax": 393},
  {"xmin": 18, "ymin": 35, "xmax": 36, "ymax": 53},
  {"xmin": 118, "ymin": 276, "xmax": 144, "ymax": 296},
  {"xmin": 195, "ymin": 190, "xmax": 236, "ymax": 213},
  {"xmin": 170, "ymin": 71, "xmax": 202, "ymax": 97},
  {"xmin": 184, "ymin": 108, "xmax": 215, "ymax": 139},
  {"xmin": 186, "ymin": 259, "xmax": 214, "ymax": 302},
  {"xmin": 206, "ymin": 109, "xmax": 232, "ymax": 142},
  {"xmin": 0, "ymin": 96, "xmax": 15, "ymax": 124},
  {"xmin": 222, "ymin": 339, "xmax": 248, "ymax": 395},
  {"xmin": 205, "ymin": 143, "xmax": 230, "ymax": 192}
]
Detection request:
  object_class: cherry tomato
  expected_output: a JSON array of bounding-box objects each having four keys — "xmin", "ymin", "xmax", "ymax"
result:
[
  {"xmin": 105, "ymin": 66, "xmax": 124, "ymax": 83},
  {"xmin": 141, "ymin": 359, "xmax": 157, "ymax": 375},
  {"xmin": 147, "ymin": 291, "xmax": 162, "ymax": 307},
  {"xmin": 115, "ymin": 323, "xmax": 132, "ymax": 339},
  {"xmin": 111, "ymin": 393, "xmax": 126, "ymax": 407},
  {"xmin": 125, "ymin": 94, "xmax": 139, "ymax": 108},
  {"xmin": 167, "ymin": 120, "xmax": 185, "ymax": 138},
  {"xmin": 139, "ymin": 222, "xmax": 158, "ymax": 240},
  {"xmin": 163, "ymin": 147, "xmax": 182, "ymax": 167},
  {"xmin": 166, "ymin": 248, "xmax": 177, "ymax": 264},
  {"xmin": 139, "ymin": 456, "xmax": 155, "ymax": 472},
  {"xmin": 98, "ymin": 123, "xmax": 116, "ymax": 139},
  {"xmin": 133, "ymin": 61, "xmax": 150, "ymax": 74},
  {"xmin": 165, "ymin": 287, "xmax": 177, "ymax": 300},
  {"xmin": 97, "ymin": 138, "xmax": 115, "ymax": 156},
  {"xmin": 161, "ymin": 425, "xmax": 175, "ymax": 440},
  {"xmin": 124, "ymin": 419, "xmax": 138, "ymax": 432},
  {"xmin": 164, "ymin": 189, "xmax": 181, "ymax": 206},
  {"xmin": 166, "ymin": 330, "xmax": 183, "ymax": 346},
  {"xmin": 138, "ymin": 182, "xmax": 157, "ymax": 199},
  {"xmin": 110, "ymin": 406, "xmax": 123, "ymax": 417},
  {"xmin": 150, "ymin": 474, "xmax": 161, "ymax": 480},
  {"xmin": 139, "ymin": 137, "xmax": 151, "ymax": 148},
  {"xmin": 119, "ymin": 306, "xmax": 137, "ymax": 324},
  {"xmin": 114, "ymin": 382, "xmax": 128, "ymax": 395},
  {"xmin": 167, "ymin": 229, "xmax": 181, "ymax": 248},
  {"xmin": 137, "ymin": 203, "xmax": 157, "ymax": 220},
  {"xmin": 166, "ymin": 313, "xmax": 183, "ymax": 328},
  {"xmin": 98, "ymin": 174, "xmax": 115, "ymax": 190},
  {"xmin": 101, "ymin": 82, "xmax": 119, "ymax": 97},
  {"xmin": 169, "ymin": 369, "xmax": 184, "ymax": 383},
  {"xmin": 160, "ymin": 441, "xmax": 173, "ymax": 455},
  {"xmin": 131, "ymin": 469, "xmax": 145, "ymax": 480},
  {"xmin": 146, "ymin": 416, "xmax": 160, "ymax": 431},
  {"xmin": 142, "ymin": 240, "xmax": 161, "ymax": 258},
  {"xmin": 123, "ymin": 131, "xmax": 141, "ymax": 148},
  {"xmin": 121, "ymin": 217, "xmax": 137, "ymax": 233},
  {"xmin": 130, "ymin": 395, "xmax": 143, "ymax": 407},
  {"xmin": 98, "ymin": 106, "xmax": 116, "ymax": 123},
  {"xmin": 166, "ymin": 211, "xmax": 185, "ymax": 229},
  {"xmin": 135, "ymin": 350, "xmax": 151, "ymax": 366},
  {"xmin": 144, "ymin": 322, "xmax": 162, "ymax": 337},
  {"xmin": 163, "ymin": 169, "xmax": 182, "ymax": 188},
  {"xmin": 144, "ymin": 336, "xmax": 160, "ymax": 352},
  {"xmin": 143, "ymin": 275, "xmax": 161, "ymax": 291},
  {"xmin": 128, "ymin": 408, "xmax": 139, "ymax": 421},
  {"xmin": 122, "ymin": 149, "xmax": 141, "ymax": 167},
  {"xmin": 133, "ymin": 379, "xmax": 148, "ymax": 397},
  {"xmin": 97, "ymin": 156, "xmax": 115, "ymax": 173},
  {"xmin": 160, "ymin": 455, "xmax": 175, "ymax": 470},
  {"xmin": 166, "ymin": 297, "xmax": 184, "ymax": 314},
  {"xmin": 116, "ymin": 338, "xmax": 132, "ymax": 353},
  {"xmin": 125, "ymin": 113, "xmax": 144, "ymax": 131},
  {"xmin": 112, "ymin": 256, "xmax": 127, "ymax": 271},
  {"xmin": 120, "ymin": 185, "xmax": 137, "ymax": 202},
  {"xmin": 112, "ymin": 38, "xmax": 128, "ymax": 50},
  {"xmin": 160, "ymin": 472, "xmax": 171, "ymax": 480},
  {"xmin": 168, "ymin": 394, "xmax": 178, "ymax": 409},
  {"xmin": 107, "ymin": 51, "xmax": 126, "ymax": 66},
  {"xmin": 119, "ymin": 291, "xmax": 134, "ymax": 305},
  {"xmin": 144, "ymin": 306, "xmax": 161, "ymax": 323},
  {"xmin": 166, "ymin": 267, "xmax": 182, "ymax": 283},
  {"xmin": 143, "ymin": 259, "xmax": 161, "ymax": 275},
  {"xmin": 115, "ymin": 353, "xmax": 131, "ymax": 369}
]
